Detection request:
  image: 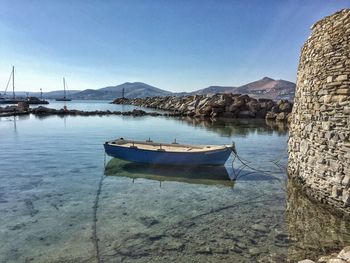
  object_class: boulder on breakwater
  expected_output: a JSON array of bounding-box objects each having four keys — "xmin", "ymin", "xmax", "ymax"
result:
[
  {"xmin": 0, "ymin": 104, "xmax": 31, "ymax": 117},
  {"xmin": 112, "ymin": 94, "xmax": 293, "ymax": 121},
  {"xmin": 297, "ymin": 246, "xmax": 350, "ymax": 263}
]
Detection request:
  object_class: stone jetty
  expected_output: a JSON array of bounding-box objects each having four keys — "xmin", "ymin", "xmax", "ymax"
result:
[{"xmin": 112, "ymin": 94, "xmax": 293, "ymax": 121}]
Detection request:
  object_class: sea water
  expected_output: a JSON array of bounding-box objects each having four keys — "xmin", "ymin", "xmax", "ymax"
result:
[{"xmin": 0, "ymin": 109, "xmax": 349, "ymax": 262}]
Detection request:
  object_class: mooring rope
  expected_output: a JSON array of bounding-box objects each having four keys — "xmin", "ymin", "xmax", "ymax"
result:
[
  {"xmin": 91, "ymin": 153, "xmax": 107, "ymax": 263},
  {"xmin": 231, "ymin": 151, "xmax": 288, "ymax": 192}
]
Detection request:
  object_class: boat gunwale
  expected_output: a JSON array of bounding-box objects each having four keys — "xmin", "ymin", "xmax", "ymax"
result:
[{"xmin": 105, "ymin": 139, "xmax": 233, "ymax": 154}]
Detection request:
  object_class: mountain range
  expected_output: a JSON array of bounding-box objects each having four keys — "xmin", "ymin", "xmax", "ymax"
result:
[
  {"xmin": 70, "ymin": 82, "xmax": 171, "ymax": 100},
  {"xmin": 11, "ymin": 77, "xmax": 295, "ymax": 101},
  {"xmin": 190, "ymin": 77, "xmax": 296, "ymax": 100}
]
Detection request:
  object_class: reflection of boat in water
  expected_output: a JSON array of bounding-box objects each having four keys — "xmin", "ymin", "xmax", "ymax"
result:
[
  {"xmin": 104, "ymin": 158, "xmax": 234, "ymax": 187},
  {"xmin": 104, "ymin": 138, "xmax": 235, "ymax": 166}
]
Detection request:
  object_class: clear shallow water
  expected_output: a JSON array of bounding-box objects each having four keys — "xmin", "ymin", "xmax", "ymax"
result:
[{"xmin": 0, "ymin": 111, "xmax": 349, "ymax": 262}]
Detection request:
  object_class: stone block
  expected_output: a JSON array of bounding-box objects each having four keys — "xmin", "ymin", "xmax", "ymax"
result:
[
  {"xmin": 336, "ymin": 74, "xmax": 348, "ymax": 81},
  {"xmin": 336, "ymin": 88, "xmax": 350, "ymax": 95},
  {"xmin": 332, "ymin": 185, "xmax": 341, "ymax": 198},
  {"xmin": 344, "ymin": 107, "xmax": 350, "ymax": 114},
  {"xmin": 328, "ymin": 258, "xmax": 348, "ymax": 263},
  {"xmin": 226, "ymin": 104, "xmax": 238, "ymax": 112},
  {"xmin": 320, "ymin": 105, "xmax": 328, "ymax": 111},
  {"xmin": 300, "ymin": 140, "xmax": 310, "ymax": 154},
  {"xmin": 327, "ymin": 76, "xmax": 334, "ymax": 83},
  {"xmin": 342, "ymin": 175, "xmax": 350, "ymax": 187},
  {"xmin": 342, "ymin": 190, "xmax": 350, "ymax": 206},
  {"xmin": 321, "ymin": 121, "xmax": 331, "ymax": 130},
  {"xmin": 276, "ymin": 112, "xmax": 288, "ymax": 121},
  {"xmin": 265, "ymin": 111, "xmax": 276, "ymax": 119},
  {"xmin": 332, "ymin": 95, "xmax": 348, "ymax": 102},
  {"xmin": 338, "ymin": 246, "xmax": 350, "ymax": 261}
]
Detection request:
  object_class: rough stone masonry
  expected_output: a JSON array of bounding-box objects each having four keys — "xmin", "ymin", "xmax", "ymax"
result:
[{"xmin": 288, "ymin": 9, "xmax": 350, "ymax": 215}]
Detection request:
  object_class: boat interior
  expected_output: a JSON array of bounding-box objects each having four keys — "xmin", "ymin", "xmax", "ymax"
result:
[{"xmin": 107, "ymin": 138, "xmax": 230, "ymax": 153}]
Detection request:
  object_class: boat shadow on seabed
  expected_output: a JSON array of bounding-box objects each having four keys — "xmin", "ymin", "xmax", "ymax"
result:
[{"xmin": 104, "ymin": 158, "xmax": 278, "ymax": 187}]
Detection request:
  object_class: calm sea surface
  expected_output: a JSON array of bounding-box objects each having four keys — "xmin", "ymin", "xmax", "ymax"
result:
[{"xmin": 0, "ymin": 102, "xmax": 349, "ymax": 263}]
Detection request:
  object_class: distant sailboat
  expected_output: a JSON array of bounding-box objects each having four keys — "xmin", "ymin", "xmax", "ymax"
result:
[
  {"xmin": 0, "ymin": 66, "xmax": 18, "ymax": 104},
  {"xmin": 0, "ymin": 66, "xmax": 49, "ymax": 104},
  {"xmin": 56, "ymin": 77, "xmax": 72, "ymax": 101}
]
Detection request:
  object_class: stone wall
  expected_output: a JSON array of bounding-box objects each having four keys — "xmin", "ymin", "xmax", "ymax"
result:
[{"xmin": 288, "ymin": 9, "xmax": 350, "ymax": 215}]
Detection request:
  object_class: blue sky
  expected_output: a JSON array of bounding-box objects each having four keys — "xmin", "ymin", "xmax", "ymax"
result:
[{"xmin": 0, "ymin": 0, "xmax": 349, "ymax": 92}]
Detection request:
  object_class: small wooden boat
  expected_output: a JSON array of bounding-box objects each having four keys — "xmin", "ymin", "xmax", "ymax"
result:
[{"xmin": 104, "ymin": 138, "xmax": 235, "ymax": 166}]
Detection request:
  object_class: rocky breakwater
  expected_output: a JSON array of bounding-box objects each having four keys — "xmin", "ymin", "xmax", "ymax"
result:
[
  {"xmin": 0, "ymin": 105, "xmax": 162, "ymax": 118},
  {"xmin": 288, "ymin": 9, "xmax": 350, "ymax": 216},
  {"xmin": 0, "ymin": 102, "xmax": 30, "ymax": 117},
  {"xmin": 112, "ymin": 94, "xmax": 293, "ymax": 121}
]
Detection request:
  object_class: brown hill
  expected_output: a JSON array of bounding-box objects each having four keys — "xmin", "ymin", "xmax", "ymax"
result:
[
  {"xmin": 236, "ymin": 77, "xmax": 295, "ymax": 101},
  {"xmin": 190, "ymin": 77, "xmax": 295, "ymax": 101}
]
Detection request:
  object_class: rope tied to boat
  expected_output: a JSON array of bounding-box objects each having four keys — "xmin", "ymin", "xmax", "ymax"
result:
[
  {"xmin": 230, "ymin": 147, "xmax": 287, "ymax": 192},
  {"xmin": 91, "ymin": 152, "xmax": 107, "ymax": 263}
]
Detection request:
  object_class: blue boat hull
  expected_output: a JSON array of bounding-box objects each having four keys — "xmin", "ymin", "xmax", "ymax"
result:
[{"xmin": 104, "ymin": 143, "xmax": 233, "ymax": 166}]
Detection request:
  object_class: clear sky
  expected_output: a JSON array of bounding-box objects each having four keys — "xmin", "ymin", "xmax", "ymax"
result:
[{"xmin": 0, "ymin": 0, "xmax": 349, "ymax": 92}]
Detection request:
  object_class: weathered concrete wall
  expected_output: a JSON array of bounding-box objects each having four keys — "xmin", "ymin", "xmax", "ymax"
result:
[{"xmin": 288, "ymin": 9, "xmax": 350, "ymax": 215}]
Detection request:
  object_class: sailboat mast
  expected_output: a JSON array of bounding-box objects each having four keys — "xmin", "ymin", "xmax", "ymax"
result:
[
  {"xmin": 12, "ymin": 66, "xmax": 15, "ymax": 99},
  {"xmin": 63, "ymin": 77, "xmax": 66, "ymax": 99}
]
